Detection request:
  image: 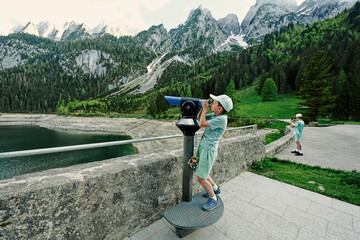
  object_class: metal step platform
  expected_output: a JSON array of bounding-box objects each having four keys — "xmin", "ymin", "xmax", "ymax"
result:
[{"xmin": 163, "ymin": 192, "xmax": 224, "ymax": 238}]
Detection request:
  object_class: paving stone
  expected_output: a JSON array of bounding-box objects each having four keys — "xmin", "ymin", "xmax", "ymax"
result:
[
  {"xmin": 297, "ymin": 188, "xmax": 332, "ymax": 207},
  {"xmin": 218, "ymin": 188, "xmax": 236, "ymax": 204},
  {"xmin": 225, "ymin": 196, "xmax": 263, "ymax": 221},
  {"xmin": 181, "ymin": 225, "xmax": 231, "ymax": 240},
  {"xmin": 289, "ymin": 197, "xmax": 312, "ymax": 212},
  {"xmin": 270, "ymin": 190, "xmax": 301, "ymax": 206},
  {"xmin": 331, "ymin": 198, "xmax": 360, "ymax": 218},
  {"xmin": 326, "ymin": 222, "xmax": 360, "ymax": 240},
  {"xmin": 267, "ymin": 236, "xmax": 281, "ymax": 240},
  {"xmin": 353, "ymin": 216, "xmax": 360, "ymax": 233},
  {"xmin": 270, "ymin": 180, "xmax": 301, "ymax": 195},
  {"xmin": 253, "ymin": 210, "xmax": 300, "ymax": 240},
  {"xmin": 282, "ymin": 205, "xmax": 327, "ymax": 237},
  {"xmin": 160, "ymin": 218, "xmax": 176, "ymax": 233},
  {"xmin": 130, "ymin": 218, "xmax": 168, "ymax": 240},
  {"xmin": 244, "ymin": 172, "xmax": 275, "ymax": 185},
  {"xmin": 147, "ymin": 227, "xmax": 179, "ymax": 240},
  {"xmin": 308, "ymin": 202, "xmax": 353, "ymax": 230},
  {"xmin": 219, "ymin": 215, "xmax": 270, "ymax": 240},
  {"xmin": 296, "ymin": 228, "xmax": 325, "ymax": 240},
  {"xmin": 214, "ymin": 209, "xmax": 236, "ymax": 229},
  {"xmin": 251, "ymin": 194, "xmax": 289, "ymax": 216},
  {"xmin": 221, "ymin": 181, "xmax": 254, "ymax": 203},
  {"xmin": 251, "ymin": 182, "xmax": 272, "ymax": 195},
  {"xmin": 239, "ymin": 171, "xmax": 257, "ymax": 179},
  {"xmin": 231, "ymin": 174, "xmax": 257, "ymax": 188}
]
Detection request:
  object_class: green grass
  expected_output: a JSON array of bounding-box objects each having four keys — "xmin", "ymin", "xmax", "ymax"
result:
[
  {"xmin": 317, "ymin": 118, "xmax": 360, "ymax": 126},
  {"xmin": 250, "ymin": 157, "xmax": 360, "ymax": 206},
  {"xmin": 233, "ymin": 86, "xmax": 303, "ymax": 119}
]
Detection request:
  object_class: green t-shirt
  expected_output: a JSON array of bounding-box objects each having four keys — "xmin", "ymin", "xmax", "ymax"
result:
[
  {"xmin": 199, "ymin": 113, "xmax": 227, "ymax": 151},
  {"xmin": 294, "ymin": 120, "xmax": 304, "ymax": 136}
]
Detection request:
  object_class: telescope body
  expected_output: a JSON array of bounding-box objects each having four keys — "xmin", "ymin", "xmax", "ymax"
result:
[{"xmin": 165, "ymin": 96, "xmax": 207, "ymax": 108}]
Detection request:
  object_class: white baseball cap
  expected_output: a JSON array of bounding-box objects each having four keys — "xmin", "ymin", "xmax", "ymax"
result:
[
  {"xmin": 296, "ymin": 113, "xmax": 303, "ymax": 118},
  {"xmin": 210, "ymin": 94, "xmax": 233, "ymax": 112}
]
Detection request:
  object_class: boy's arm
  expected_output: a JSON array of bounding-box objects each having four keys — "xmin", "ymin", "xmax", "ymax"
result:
[
  {"xmin": 197, "ymin": 108, "xmax": 203, "ymax": 120},
  {"xmin": 199, "ymin": 101, "xmax": 210, "ymax": 128},
  {"xmin": 290, "ymin": 120, "xmax": 295, "ymax": 128}
]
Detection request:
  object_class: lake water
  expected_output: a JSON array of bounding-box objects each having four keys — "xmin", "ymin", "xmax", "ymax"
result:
[{"xmin": 0, "ymin": 125, "xmax": 138, "ymax": 180}]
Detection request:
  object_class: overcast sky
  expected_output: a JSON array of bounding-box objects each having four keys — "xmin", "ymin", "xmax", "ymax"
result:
[{"xmin": 0, "ymin": 0, "xmax": 305, "ymax": 35}]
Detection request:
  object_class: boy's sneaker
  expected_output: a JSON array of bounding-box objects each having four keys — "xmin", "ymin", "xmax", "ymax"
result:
[
  {"xmin": 291, "ymin": 150, "xmax": 298, "ymax": 153},
  {"xmin": 202, "ymin": 197, "xmax": 219, "ymax": 211},
  {"xmin": 295, "ymin": 152, "xmax": 303, "ymax": 156},
  {"xmin": 203, "ymin": 186, "xmax": 221, "ymax": 198}
]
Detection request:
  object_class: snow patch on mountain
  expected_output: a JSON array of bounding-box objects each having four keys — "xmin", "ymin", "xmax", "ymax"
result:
[
  {"xmin": 112, "ymin": 53, "xmax": 196, "ymax": 95},
  {"xmin": 147, "ymin": 52, "xmax": 169, "ymax": 73}
]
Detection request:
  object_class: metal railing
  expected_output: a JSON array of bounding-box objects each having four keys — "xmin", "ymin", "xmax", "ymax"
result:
[{"xmin": 0, "ymin": 125, "xmax": 257, "ymax": 159}]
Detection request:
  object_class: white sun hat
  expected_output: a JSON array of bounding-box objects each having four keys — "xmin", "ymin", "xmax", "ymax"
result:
[{"xmin": 209, "ymin": 94, "xmax": 233, "ymax": 112}]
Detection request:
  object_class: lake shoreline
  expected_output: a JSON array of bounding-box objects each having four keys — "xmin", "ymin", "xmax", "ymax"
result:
[{"xmin": 0, "ymin": 113, "xmax": 182, "ymax": 154}]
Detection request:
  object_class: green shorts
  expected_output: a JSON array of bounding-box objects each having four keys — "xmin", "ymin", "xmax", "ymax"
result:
[
  {"xmin": 295, "ymin": 134, "xmax": 302, "ymax": 142},
  {"xmin": 195, "ymin": 145, "xmax": 218, "ymax": 179}
]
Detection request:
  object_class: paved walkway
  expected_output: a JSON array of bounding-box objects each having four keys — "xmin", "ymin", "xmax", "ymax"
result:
[
  {"xmin": 125, "ymin": 125, "xmax": 360, "ymax": 240},
  {"xmin": 126, "ymin": 171, "xmax": 360, "ymax": 240},
  {"xmin": 275, "ymin": 124, "xmax": 360, "ymax": 172}
]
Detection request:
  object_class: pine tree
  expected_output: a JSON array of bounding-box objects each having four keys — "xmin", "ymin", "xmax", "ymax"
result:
[
  {"xmin": 298, "ymin": 50, "xmax": 336, "ymax": 121},
  {"xmin": 225, "ymin": 79, "xmax": 237, "ymax": 116},
  {"xmin": 261, "ymin": 78, "xmax": 278, "ymax": 101},
  {"xmin": 225, "ymin": 79, "xmax": 236, "ymax": 101}
]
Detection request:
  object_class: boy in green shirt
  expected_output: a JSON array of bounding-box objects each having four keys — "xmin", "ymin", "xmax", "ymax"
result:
[
  {"xmin": 291, "ymin": 113, "xmax": 304, "ymax": 156},
  {"xmin": 196, "ymin": 94, "xmax": 233, "ymax": 211}
]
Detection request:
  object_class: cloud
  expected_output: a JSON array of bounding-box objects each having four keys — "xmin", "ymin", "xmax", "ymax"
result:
[{"xmin": 137, "ymin": 0, "xmax": 170, "ymax": 11}]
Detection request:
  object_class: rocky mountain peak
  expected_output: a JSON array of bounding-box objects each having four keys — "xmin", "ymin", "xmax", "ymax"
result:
[
  {"xmin": 241, "ymin": 0, "xmax": 357, "ymax": 42},
  {"xmin": 218, "ymin": 14, "xmax": 241, "ymax": 35},
  {"xmin": 168, "ymin": 6, "xmax": 233, "ymax": 50},
  {"xmin": 184, "ymin": 5, "xmax": 215, "ymax": 27},
  {"xmin": 137, "ymin": 24, "xmax": 171, "ymax": 53}
]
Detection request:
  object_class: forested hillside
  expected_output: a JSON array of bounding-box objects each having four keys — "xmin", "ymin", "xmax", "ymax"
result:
[
  {"xmin": 0, "ymin": 34, "xmax": 155, "ymax": 112},
  {"xmin": 107, "ymin": 2, "xmax": 360, "ymax": 120}
]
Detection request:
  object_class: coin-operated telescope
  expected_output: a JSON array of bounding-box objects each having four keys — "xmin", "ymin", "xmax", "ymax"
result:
[
  {"xmin": 163, "ymin": 96, "xmax": 224, "ymax": 238},
  {"xmin": 165, "ymin": 96, "xmax": 208, "ymax": 136}
]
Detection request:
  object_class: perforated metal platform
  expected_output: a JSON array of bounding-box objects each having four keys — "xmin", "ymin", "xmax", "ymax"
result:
[{"xmin": 163, "ymin": 192, "xmax": 224, "ymax": 237}]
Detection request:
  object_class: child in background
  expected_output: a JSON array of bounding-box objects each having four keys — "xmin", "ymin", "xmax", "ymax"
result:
[{"xmin": 291, "ymin": 113, "xmax": 304, "ymax": 156}]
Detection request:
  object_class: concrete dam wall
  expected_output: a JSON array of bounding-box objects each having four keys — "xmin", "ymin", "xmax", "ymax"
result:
[{"xmin": 0, "ymin": 132, "xmax": 266, "ymax": 240}]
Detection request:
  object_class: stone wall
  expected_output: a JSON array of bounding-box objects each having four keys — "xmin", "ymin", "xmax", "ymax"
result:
[
  {"xmin": 0, "ymin": 133, "xmax": 265, "ymax": 240},
  {"xmin": 265, "ymin": 126, "xmax": 294, "ymax": 158}
]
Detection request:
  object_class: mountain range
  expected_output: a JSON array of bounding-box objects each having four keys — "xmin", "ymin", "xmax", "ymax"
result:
[
  {"xmin": 10, "ymin": 0, "xmax": 357, "ymax": 43},
  {"xmin": 0, "ymin": 0, "xmax": 358, "ymax": 105},
  {"xmin": 9, "ymin": 21, "xmax": 139, "ymax": 41},
  {"xmin": 241, "ymin": 0, "xmax": 357, "ymax": 41}
]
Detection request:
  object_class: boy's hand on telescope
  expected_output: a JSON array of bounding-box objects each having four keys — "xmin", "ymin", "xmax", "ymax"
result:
[{"xmin": 201, "ymin": 100, "xmax": 210, "ymax": 110}]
